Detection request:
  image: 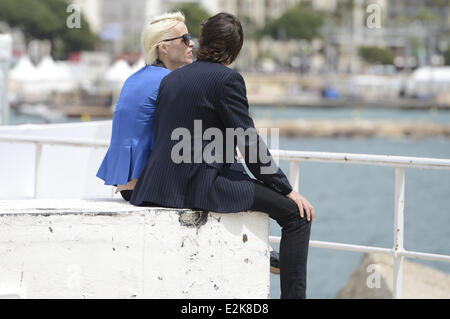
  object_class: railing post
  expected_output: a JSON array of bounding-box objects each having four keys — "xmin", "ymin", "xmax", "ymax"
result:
[
  {"xmin": 34, "ymin": 143, "xmax": 43, "ymax": 199},
  {"xmin": 289, "ymin": 160, "xmax": 300, "ymax": 192},
  {"xmin": 393, "ymin": 167, "xmax": 405, "ymax": 299}
]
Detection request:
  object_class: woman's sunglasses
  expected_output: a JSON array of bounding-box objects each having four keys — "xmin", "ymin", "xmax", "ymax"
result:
[{"xmin": 162, "ymin": 33, "xmax": 192, "ymax": 46}]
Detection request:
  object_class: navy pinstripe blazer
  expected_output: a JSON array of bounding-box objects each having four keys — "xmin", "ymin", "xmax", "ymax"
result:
[{"xmin": 130, "ymin": 60, "xmax": 292, "ymax": 213}]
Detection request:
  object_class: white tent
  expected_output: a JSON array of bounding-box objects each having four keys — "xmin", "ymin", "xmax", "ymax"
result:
[
  {"xmin": 10, "ymin": 55, "xmax": 79, "ymax": 99},
  {"xmin": 349, "ymin": 75, "xmax": 402, "ymax": 99},
  {"xmin": 37, "ymin": 56, "xmax": 60, "ymax": 80},
  {"xmin": 406, "ymin": 66, "xmax": 450, "ymax": 97},
  {"xmin": 37, "ymin": 56, "xmax": 76, "ymax": 93},
  {"xmin": 10, "ymin": 56, "xmax": 40, "ymax": 82},
  {"xmin": 55, "ymin": 61, "xmax": 77, "ymax": 92},
  {"xmin": 10, "ymin": 55, "xmax": 43, "ymax": 100},
  {"xmin": 104, "ymin": 59, "xmax": 133, "ymax": 106},
  {"xmin": 104, "ymin": 59, "xmax": 133, "ymax": 84},
  {"xmin": 410, "ymin": 66, "xmax": 450, "ymax": 83},
  {"xmin": 130, "ymin": 57, "xmax": 145, "ymax": 75}
]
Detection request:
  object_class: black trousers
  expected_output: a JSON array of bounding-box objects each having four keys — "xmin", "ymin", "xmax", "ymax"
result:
[
  {"xmin": 120, "ymin": 190, "xmax": 133, "ymax": 201},
  {"xmin": 249, "ymin": 179, "xmax": 312, "ymax": 299}
]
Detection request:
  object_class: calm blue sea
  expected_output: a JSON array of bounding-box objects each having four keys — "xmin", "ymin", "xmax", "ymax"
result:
[
  {"xmin": 9, "ymin": 106, "xmax": 450, "ymax": 299},
  {"xmin": 250, "ymin": 105, "xmax": 450, "ymax": 124},
  {"xmin": 247, "ymin": 106, "xmax": 450, "ymax": 298},
  {"xmin": 271, "ymin": 136, "xmax": 450, "ymax": 299}
]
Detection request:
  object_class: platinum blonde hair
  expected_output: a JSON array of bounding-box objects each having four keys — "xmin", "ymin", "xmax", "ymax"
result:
[{"xmin": 141, "ymin": 11, "xmax": 185, "ymax": 65}]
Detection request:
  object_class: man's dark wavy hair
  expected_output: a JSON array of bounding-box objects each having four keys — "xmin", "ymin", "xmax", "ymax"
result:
[{"xmin": 196, "ymin": 12, "xmax": 244, "ymax": 65}]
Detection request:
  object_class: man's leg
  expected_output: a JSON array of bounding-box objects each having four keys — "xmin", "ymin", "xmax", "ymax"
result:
[
  {"xmin": 249, "ymin": 180, "xmax": 312, "ymax": 299},
  {"xmin": 120, "ymin": 190, "xmax": 133, "ymax": 201}
]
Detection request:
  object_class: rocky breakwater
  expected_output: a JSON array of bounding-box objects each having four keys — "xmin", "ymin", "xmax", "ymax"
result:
[
  {"xmin": 336, "ymin": 253, "xmax": 450, "ymax": 298},
  {"xmin": 254, "ymin": 119, "xmax": 450, "ymax": 138}
]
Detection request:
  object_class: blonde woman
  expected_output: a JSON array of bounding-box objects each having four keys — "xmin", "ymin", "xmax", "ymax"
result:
[{"xmin": 97, "ymin": 11, "xmax": 194, "ymax": 200}]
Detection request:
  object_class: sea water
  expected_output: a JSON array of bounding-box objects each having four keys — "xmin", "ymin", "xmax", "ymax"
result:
[
  {"xmin": 271, "ymin": 136, "xmax": 450, "ymax": 298},
  {"xmin": 245, "ymin": 105, "xmax": 450, "ymax": 298}
]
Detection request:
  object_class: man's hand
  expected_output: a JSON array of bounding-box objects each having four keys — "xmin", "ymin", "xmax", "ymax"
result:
[{"xmin": 287, "ymin": 190, "xmax": 315, "ymax": 222}]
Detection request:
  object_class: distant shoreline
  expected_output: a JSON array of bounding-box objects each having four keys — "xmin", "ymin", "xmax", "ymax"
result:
[
  {"xmin": 247, "ymin": 96, "xmax": 450, "ymax": 110},
  {"xmin": 10, "ymin": 104, "xmax": 450, "ymax": 138},
  {"xmin": 254, "ymin": 118, "xmax": 450, "ymax": 139}
]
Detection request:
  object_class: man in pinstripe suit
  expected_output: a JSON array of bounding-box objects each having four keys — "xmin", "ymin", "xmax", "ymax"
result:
[{"xmin": 130, "ymin": 13, "xmax": 315, "ymax": 299}]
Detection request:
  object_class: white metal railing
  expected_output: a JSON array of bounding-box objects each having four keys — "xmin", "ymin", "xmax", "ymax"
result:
[
  {"xmin": 1, "ymin": 135, "xmax": 450, "ymax": 298},
  {"xmin": 0, "ymin": 134, "xmax": 109, "ymax": 198},
  {"xmin": 270, "ymin": 149, "xmax": 450, "ymax": 299}
]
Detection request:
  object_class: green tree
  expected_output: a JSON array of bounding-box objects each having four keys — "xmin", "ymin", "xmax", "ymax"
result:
[
  {"xmin": 430, "ymin": 0, "xmax": 449, "ymax": 7},
  {"xmin": 171, "ymin": 2, "xmax": 210, "ymax": 38},
  {"xmin": 259, "ymin": 4, "xmax": 324, "ymax": 41},
  {"xmin": 414, "ymin": 8, "xmax": 436, "ymax": 22},
  {"xmin": 0, "ymin": 0, "xmax": 97, "ymax": 57},
  {"xmin": 237, "ymin": 15, "xmax": 258, "ymax": 40},
  {"xmin": 333, "ymin": 0, "xmax": 354, "ymax": 26},
  {"xmin": 359, "ymin": 46, "xmax": 395, "ymax": 65},
  {"xmin": 0, "ymin": 0, "xmax": 59, "ymax": 42},
  {"xmin": 444, "ymin": 48, "xmax": 450, "ymax": 66},
  {"xmin": 40, "ymin": 0, "xmax": 97, "ymax": 52}
]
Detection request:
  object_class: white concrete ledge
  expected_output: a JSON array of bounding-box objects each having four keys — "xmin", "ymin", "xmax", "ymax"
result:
[{"xmin": 0, "ymin": 199, "xmax": 270, "ymax": 299}]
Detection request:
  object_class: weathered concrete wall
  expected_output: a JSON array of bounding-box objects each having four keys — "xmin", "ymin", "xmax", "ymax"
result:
[
  {"xmin": 0, "ymin": 199, "xmax": 270, "ymax": 299},
  {"xmin": 336, "ymin": 253, "xmax": 450, "ymax": 299}
]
